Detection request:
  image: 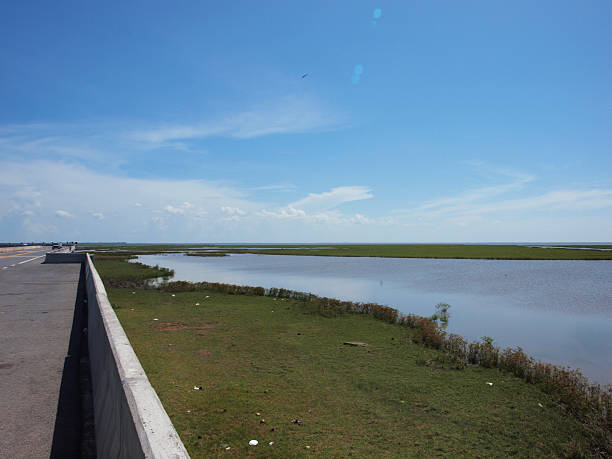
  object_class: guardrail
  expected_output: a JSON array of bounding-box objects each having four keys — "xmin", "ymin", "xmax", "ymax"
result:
[{"xmin": 45, "ymin": 253, "xmax": 189, "ymax": 458}]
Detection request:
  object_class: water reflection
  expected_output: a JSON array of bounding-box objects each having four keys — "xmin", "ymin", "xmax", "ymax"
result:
[{"xmin": 136, "ymin": 253, "xmax": 612, "ymax": 384}]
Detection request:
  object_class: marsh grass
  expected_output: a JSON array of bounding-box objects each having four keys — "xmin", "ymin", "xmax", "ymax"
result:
[
  {"xmin": 95, "ymin": 253, "xmax": 612, "ymax": 457},
  {"xmin": 80, "ymin": 242, "xmax": 612, "ymax": 260}
]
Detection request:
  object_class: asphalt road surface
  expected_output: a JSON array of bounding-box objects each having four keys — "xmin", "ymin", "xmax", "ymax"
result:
[{"xmin": 0, "ymin": 248, "xmax": 81, "ymax": 458}]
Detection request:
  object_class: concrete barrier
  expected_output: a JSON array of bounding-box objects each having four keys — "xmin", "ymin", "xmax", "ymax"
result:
[
  {"xmin": 45, "ymin": 253, "xmax": 189, "ymax": 458},
  {"xmin": 45, "ymin": 253, "xmax": 87, "ymax": 264}
]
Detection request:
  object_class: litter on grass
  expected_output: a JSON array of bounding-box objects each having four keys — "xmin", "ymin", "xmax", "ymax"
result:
[
  {"xmin": 193, "ymin": 386, "xmax": 203, "ymax": 390},
  {"xmin": 249, "ymin": 440, "xmax": 258, "ymax": 446},
  {"xmin": 486, "ymin": 382, "xmax": 493, "ymax": 386},
  {"xmin": 153, "ymin": 318, "xmax": 159, "ymax": 321},
  {"xmin": 171, "ymin": 294, "xmax": 176, "ymax": 297},
  {"xmin": 195, "ymin": 303, "xmax": 200, "ymax": 306},
  {"xmin": 269, "ymin": 442, "xmax": 274, "ymax": 446}
]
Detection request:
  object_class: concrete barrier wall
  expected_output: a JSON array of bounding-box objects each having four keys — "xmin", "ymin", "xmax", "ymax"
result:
[
  {"xmin": 46, "ymin": 253, "xmax": 189, "ymax": 458},
  {"xmin": 45, "ymin": 252, "xmax": 86, "ymax": 263}
]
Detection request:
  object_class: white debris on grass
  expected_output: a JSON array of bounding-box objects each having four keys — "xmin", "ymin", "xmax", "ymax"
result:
[
  {"xmin": 486, "ymin": 382, "xmax": 493, "ymax": 386},
  {"xmin": 249, "ymin": 440, "xmax": 258, "ymax": 446},
  {"xmin": 195, "ymin": 303, "xmax": 200, "ymax": 306}
]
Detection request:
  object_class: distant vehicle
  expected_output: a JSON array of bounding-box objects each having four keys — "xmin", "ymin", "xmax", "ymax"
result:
[{"xmin": 52, "ymin": 243, "xmax": 63, "ymax": 250}]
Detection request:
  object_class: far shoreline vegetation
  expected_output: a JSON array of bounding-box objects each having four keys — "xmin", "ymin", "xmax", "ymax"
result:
[
  {"xmin": 80, "ymin": 242, "xmax": 612, "ymax": 260},
  {"xmin": 91, "ymin": 250, "xmax": 611, "ymax": 456}
]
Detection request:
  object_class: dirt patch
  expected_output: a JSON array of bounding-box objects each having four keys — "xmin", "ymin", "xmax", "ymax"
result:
[
  {"xmin": 153, "ymin": 322, "xmax": 217, "ymax": 332},
  {"xmin": 156, "ymin": 321, "xmax": 189, "ymax": 331},
  {"xmin": 197, "ymin": 349, "xmax": 212, "ymax": 358}
]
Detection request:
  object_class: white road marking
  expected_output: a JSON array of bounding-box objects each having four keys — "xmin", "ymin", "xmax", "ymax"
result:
[
  {"xmin": 18, "ymin": 255, "xmax": 46, "ymax": 265},
  {"xmin": 10, "ymin": 264, "xmax": 16, "ymax": 267}
]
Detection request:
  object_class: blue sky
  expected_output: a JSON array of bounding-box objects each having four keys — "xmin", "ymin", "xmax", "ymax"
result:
[{"xmin": 1, "ymin": 1, "xmax": 611, "ymax": 242}]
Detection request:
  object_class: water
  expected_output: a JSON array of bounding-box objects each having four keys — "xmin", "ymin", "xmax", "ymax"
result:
[{"xmin": 136, "ymin": 253, "xmax": 612, "ymax": 384}]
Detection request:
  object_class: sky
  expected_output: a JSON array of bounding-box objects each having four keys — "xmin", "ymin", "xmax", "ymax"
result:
[{"xmin": 1, "ymin": 1, "xmax": 611, "ymax": 243}]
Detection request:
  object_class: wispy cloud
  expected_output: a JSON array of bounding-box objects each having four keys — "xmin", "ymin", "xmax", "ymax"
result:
[
  {"xmin": 393, "ymin": 166, "xmax": 612, "ymax": 221},
  {"xmin": 250, "ymin": 183, "xmax": 297, "ymax": 192},
  {"xmin": 130, "ymin": 96, "xmax": 347, "ymax": 145},
  {"xmin": 290, "ymin": 186, "xmax": 373, "ymax": 212},
  {"xmin": 0, "ymin": 123, "xmax": 114, "ymax": 162}
]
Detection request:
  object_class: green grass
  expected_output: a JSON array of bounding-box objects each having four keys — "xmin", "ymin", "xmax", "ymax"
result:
[
  {"xmin": 96, "ymin": 256, "xmax": 610, "ymax": 457},
  {"xmin": 80, "ymin": 243, "xmax": 612, "ymax": 260},
  {"xmin": 93, "ymin": 254, "xmax": 174, "ymax": 285}
]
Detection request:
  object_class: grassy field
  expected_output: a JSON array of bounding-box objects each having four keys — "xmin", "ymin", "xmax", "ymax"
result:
[
  {"xmin": 94, "ymin": 255, "xmax": 610, "ymax": 457},
  {"xmin": 82, "ymin": 243, "xmax": 612, "ymax": 260}
]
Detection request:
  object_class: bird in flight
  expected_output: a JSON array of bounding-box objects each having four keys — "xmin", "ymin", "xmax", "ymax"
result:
[{"xmin": 301, "ymin": 73, "xmax": 309, "ymax": 78}]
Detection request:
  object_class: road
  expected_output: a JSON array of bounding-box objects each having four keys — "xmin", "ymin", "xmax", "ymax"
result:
[
  {"xmin": 0, "ymin": 247, "xmax": 82, "ymax": 458},
  {"xmin": 0, "ymin": 247, "xmax": 48, "ymax": 271}
]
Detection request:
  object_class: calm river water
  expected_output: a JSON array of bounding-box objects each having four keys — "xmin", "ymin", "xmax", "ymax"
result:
[{"xmin": 136, "ymin": 253, "xmax": 612, "ymax": 384}]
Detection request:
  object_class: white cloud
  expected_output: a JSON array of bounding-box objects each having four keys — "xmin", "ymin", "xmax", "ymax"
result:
[
  {"xmin": 91, "ymin": 212, "xmax": 104, "ymax": 220},
  {"xmin": 221, "ymin": 206, "xmax": 246, "ymax": 216},
  {"xmin": 290, "ymin": 186, "xmax": 373, "ymax": 212},
  {"xmin": 55, "ymin": 210, "xmax": 74, "ymax": 218},
  {"xmin": 163, "ymin": 202, "xmax": 201, "ymax": 216},
  {"xmin": 164, "ymin": 205, "xmax": 185, "ymax": 215},
  {"xmin": 258, "ymin": 205, "xmax": 307, "ymax": 219},
  {"xmin": 350, "ymin": 213, "xmax": 371, "ymax": 224}
]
